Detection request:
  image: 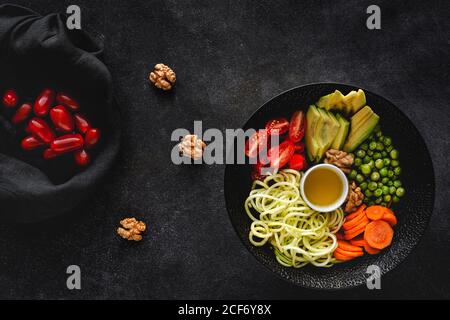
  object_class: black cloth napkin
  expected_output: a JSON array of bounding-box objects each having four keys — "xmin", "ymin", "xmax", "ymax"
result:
[{"xmin": 0, "ymin": 4, "xmax": 120, "ymax": 223}]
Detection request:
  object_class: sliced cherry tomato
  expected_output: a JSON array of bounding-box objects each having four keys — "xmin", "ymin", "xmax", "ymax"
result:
[
  {"xmin": 265, "ymin": 117, "xmax": 289, "ymax": 135},
  {"xmin": 268, "ymin": 140, "xmax": 295, "ymax": 168},
  {"xmin": 245, "ymin": 129, "xmax": 268, "ymax": 158},
  {"xmin": 289, "ymin": 153, "xmax": 306, "ymax": 170},
  {"xmin": 288, "ymin": 110, "xmax": 306, "ymax": 142},
  {"xmin": 294, "ymin": 142, "xmax": 305, "ymax": 153}
]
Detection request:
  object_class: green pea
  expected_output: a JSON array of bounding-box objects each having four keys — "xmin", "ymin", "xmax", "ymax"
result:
[
  {"xmin": 363, "ymin": 156, "xmax": 371, "ymax": 164},
  {"xmin": 349, "ymin": 170, "xmax": 357, "ymax": 179},
  {"xmin": 367, "ymin": 160, "xmax": 374, "ymax": 169},
  {"xmin": 392, "ymin": 195, "xmax": 400, "ymax": 203},
  {"xmin": 375, "ymin": 197, "xmax": 383, "ymax": 204},
  {"xmin": 380, "ymin": 167, "xmax": 388, "ymax": 177},
  {"xmin": 354, "ymin": 158, "xmax": 362, "ymax": 167},
  {"xmin": 384, "ymin": 195, "xmax": 392, "ymax": 202},
  {"xmin": 388, "ymin": 170, "xmax": 394, "ymax": 178},
  {"xmin": 374, "ymin": 188, "xmax": 383, "ymax": 197},
  {"xmin": 365, "ymin": 189, "xmax": 373, "ymax": 197},
  {"xmin": 369, "ymin": 141, "xmax": 377, "ymax": 150},
  {"xmin": 382, "ymin": 186, "xmax": 390, "ymax": 195},
  {"xmin": 375, "ymin": 159, "xmax": 384, "ymax": 169},
  {"xmin": 388, "ymin": 181, "xmax": 393, "ymax": 186},
  {"xmin": 396, "ymin": 187, "xmax": 405, "ymax": 197},
  {"xmin": 360, "ymin": 182, "xmax": 368, "ymax": 191},
  {"xmin": 383, "ymin": 136, "xmax": 392, "ymax": 146},
  {"xmin": 378, "ymin": 182, "xmax": 384, "ymax": 187},
  {"xmin": 361, "ymin": 164, "xmax": 371, "ymax": 176},
  {"xmin": 371, "ymin": 171, "xmax": 380, "ymax": 181},
  {"xmin": 381, "ymin": 151, "xmax": 387, "ymax": 158},
  {"xmin": 373, "ymin": 152, "xmax": 382, "ymax": 160},
  {"xmin": 368, "ymin": 181, "xmax": 378, "ymax": 191},
  {"xmin": 389, "ymin": 186, "xmax": 396, "ymax": 194},
  {"xmin": 381, "ymin": 202, "xmax": 387, "ymax": 207},
  {"xmin": 356, "ymin": 150, "xmax": 366, "ymax": 158},
  {"xmin": 394, "ymin": 167, "xmax": 402, "ymax": 176},
  {"xmin": 356, "ymin": 174, "xmax": 364, "ymax": 183},
  {"xmin": 386, "ymin": 145, "xmax": 393, "ymax": 153},
  {"xmin": 376, "ymin": 130, "xmax": 382, "ymax": 137},
  {"xmin": 391, "ymin": 160, "xmax": 400, "ymax": 167},
  {"xmin": 383, "ymin": 158, "xmax": 391, "ymax": 166},
  {"xmin": 381, "ymin": 177, "xmax": 389, "ymax": 184},
  {"xmin": 367, "ymin": 150, "xmax": 374, "ymax": 156},
  {"xmin": 390, "ymin": 149, "xmax": 399, "ymax": 159},
  {"xmin": 376, "ymin": 142, "xmax": 384, "ymax": 151},
  {"xmin": 360, "ymin": 143, "xmax": 368, "ymax": 151}
]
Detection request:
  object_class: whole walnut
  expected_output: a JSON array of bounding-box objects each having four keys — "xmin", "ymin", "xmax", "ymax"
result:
[
  {"xmin": 149, "ymin": 63, "xmax": 176, "ymax": 90},
  {"xmin": 117, "ymin": 218, "xmax": 146, "ymax": 241},
  {"xmin": 345, "ymin": 181, "xmax": 364, "ymax": 213},
  {"xmin": 178, "ymin": 134, "xmax": 206, "ymax": 160},
  {"xmin": 324, "ymin": 149, "xmax": 354, "ymax": 174}
]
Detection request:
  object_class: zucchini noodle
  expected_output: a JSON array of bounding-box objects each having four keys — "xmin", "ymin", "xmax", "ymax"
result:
[{"xmin": 244, "ymin": 169, "xmax": 344, "ymax": 268}]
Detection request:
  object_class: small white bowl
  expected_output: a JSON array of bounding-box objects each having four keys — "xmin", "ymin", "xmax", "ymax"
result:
[{"xmin": 300, "ymin": 163, "xmax": 349, "ymax": 213}]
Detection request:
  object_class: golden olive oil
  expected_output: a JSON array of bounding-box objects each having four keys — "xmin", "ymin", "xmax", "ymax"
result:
[{"xmin": 304, "ymin": 167, "xmax": 343, "ymax": 207}]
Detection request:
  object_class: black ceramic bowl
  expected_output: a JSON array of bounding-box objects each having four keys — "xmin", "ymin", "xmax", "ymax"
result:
[{"xmin": 224, "ymin": 83, "xmax": 435, "ymax": 289}]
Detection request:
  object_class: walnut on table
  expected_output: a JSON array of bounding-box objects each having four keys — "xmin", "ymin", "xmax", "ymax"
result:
[
  {"xmin": 345, "ymin": 181, "xmax": 365, "ymax": 213},
  {"xmin": 324, "ymin": 149, "xmax": 354, "ymax": 174},
  {"xmin": 117, "ymin": 218, "xmax": 146, "ymax": 241},
  {"xmin": 178, "ymin": 134, "xmax": 206, "ymax": 160},
  {"xmin": 149, "ymin": 63, "xmax": 176, "ymax": 90}
]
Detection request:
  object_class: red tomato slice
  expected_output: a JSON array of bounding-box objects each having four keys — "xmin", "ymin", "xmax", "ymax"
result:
[
  {"xmin": 294, "ymin": 142, "xmax": 305, "ymax": 153},
  {"xmin": 288, "ymin": 111, "xmax": 306, "ymax": 142},
  {"xmin": 265, "ymin": 118, "xmax": 289, "ymax": 135},
  {"xmin": 245, "ymin": 130, "xmax": 268, "ymax": 158},
  {"xmin": 289, "ymin": 153, "xmax": 306, "ymax": 170},
  {"xmin": 268, "ymin": 140, "xmax": 295, "ymax": 168}
]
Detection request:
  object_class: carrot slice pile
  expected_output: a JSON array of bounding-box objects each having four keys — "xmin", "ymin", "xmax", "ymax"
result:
[{"xmin": 334, "ymin": 204, "xmax": 397, "ymax": 261}]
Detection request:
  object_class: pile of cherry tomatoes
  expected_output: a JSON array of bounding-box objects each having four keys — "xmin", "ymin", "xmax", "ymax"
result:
[
  {"xmin": 2, "ymin": 88, "xmax": 100, "ymax": 166},
  {"xmin": 245, "ymin": 110, "xmax": 307, "ymax": 180}
]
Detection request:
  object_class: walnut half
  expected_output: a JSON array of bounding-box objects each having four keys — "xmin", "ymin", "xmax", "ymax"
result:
[
  {"xmin": 324, "ymin": 149, "xmax": 354, "ymax": 174},
  {"xmin": 345, "ymin": 181, "xmax": 365, "ymax": 213},
  {"xmin": 178, "ymin": 134, "xmax": 206, "ymax": 160},
  {"xmin": 149, "ymin": 63, "xmax": 176, "ymax": 90},
  {"xmin": 117, "ymin": 218, "xmax": 146, "ymax": 241}
]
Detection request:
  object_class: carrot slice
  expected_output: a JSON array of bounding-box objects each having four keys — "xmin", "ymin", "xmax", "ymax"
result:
[
  {"xmin": 364, "ymin": 241, "xmax": 381, "ymax": 255},
  {"xmin": 345, "ymin": 204, "xmax": 366, "ymax": 222},
  {"xmin": 343, "ymin": 211, "xmax": 366, "ymax": 231},
  {"xmin": 350, "ymin": 236, "xmax": 366, "ymax": 247},
  {"xmin": 345, "ymin": 216, "xmax": 369, "ymax": 234},
  {"xmin": 337, "ymin": 240, "xmax": 363, "ymax": 252},
  {"xmin": 365, "ymin": 206, "xmax": 386, "ymax": 220},
  {"xmin": 333, "ymin": 250, "xmax": 354, "ymax": 261},
  {"xmin": 335, "ymin": 247, "xmax": 364, "ymax": 258},
  {"xmin": 364, "ymin": 220, "xmax": 394, "ymax": 250},
  {"xmin": 343, "ymin": 224, "xmax": 366, "ymax": 240},
  {"xmin": 382, "ymin": 212, "xmax": 397, "ymax": 226}
]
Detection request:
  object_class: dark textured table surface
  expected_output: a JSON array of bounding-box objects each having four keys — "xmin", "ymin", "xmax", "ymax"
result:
[{"xmin": 0, "ymin": 0, "xmax": 449, "ymax": 299}]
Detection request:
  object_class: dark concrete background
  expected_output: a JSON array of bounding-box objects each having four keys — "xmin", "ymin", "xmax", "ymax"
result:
[{"xmin": 0, "ymin": 0, "xmax": 449, "ymax": 299}]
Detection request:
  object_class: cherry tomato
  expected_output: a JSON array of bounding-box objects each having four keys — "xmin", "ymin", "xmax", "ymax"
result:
[
  {"xmin": 74, "ymin": 114, "xmax": 90, "ymax": 134},
  {"xmin": 28, "ymin": 118, "xmax": 55, "ymax": 144},
  {"xmin": 43, "ymin": 148, "xmax": 63, "ymax": 159},
  {"xmin": 265, "ymin": 117, "xmax": 289, "ymax": 135},
  {"xmin": 289, "ymin": 154, "xmax": 306, "ymax": 170},
  {"xmin": 268, "ymin": 140, "xmax": 295, "ymax": 168},
  {"xmin": 50, "ymin": 105, "xmax": 74, "ymax": 133},
  {"xmin": 74, "ymin": 149, "xmax": 90, "ymax": 166},
  {"xmin": 51, "ymin": 134, "xmax": 84, "ymax": 153},
  {"xmin": 12, "ymin": 103, "xmax": 32, "ymax": 124},
  {"xmin": 21, "ymin": 136, "xmax": 45, "ymax": 151},
  {"xmin": 294, "ymin": 142, "xmax": 305, "ymax": 153},
  {"xmin": 85, "ymin": 128, "xmax": 100, "ymax": 149},
  {"xmin": 56, "ymin": 93, "xmax": 79, "ymax": 111},
  {"xmin": 288, "ymin": 110, "xmax": 306, "ymax": 142},
  {"xmin": 3, "ymin": 89, "xmax": 18, "ymax": 108},
  {"xmin": 245, "ymin": 129, "xmax": 268, "ymax": 158},
  {"xmin": 34, "ymin": 89, "xmax": 55, "ymax": 117}
]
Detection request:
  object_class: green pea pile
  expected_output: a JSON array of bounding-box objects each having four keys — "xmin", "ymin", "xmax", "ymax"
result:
[{"xmin": 348, "ymin": 126, "xmax": 405, "ymax": 207}]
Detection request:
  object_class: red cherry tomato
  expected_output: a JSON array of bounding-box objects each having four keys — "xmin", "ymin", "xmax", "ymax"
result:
[
  {"xmin": 268, "ymin": 140, "xmax": 295, "ymax": 168},
  {"xmin": 245, "ymin": 129, "xmax": 268, "ymax": 158},
  {"xmin": 43, "ymin": 148, "xmax": 63, "ymax": 159},
  {"xmin": 56, "ymin": 93, "xmax": 79, "ymax": 111},
  {"xmin": 34, "ymin": 89, "xmax": 55, "ymax": 117},
  {"xmin": 294, "ymin": 142, "xmax": 305, "ymax": 153},
  {"xmin": 74, "ymin": 149, "xmax": 90, "ymax": 166},
  {"xmin": 85, "ymin": 128, "xmax": 100, "ymax": 149},
  {"xmin": 12, "ymin": 103, "xmax": 32, "ymax": 124},
  {"xmin": 74, "ymin": 114, "xmax": 91, "ymax": 134},
  {"xmin": 21, "ymin": 136, "xmax": 45, "ymax": 151},
  {"xmin": 50, "ymin": 105, "xmax": 74, "ymax": 133},
  {"xmin": 288, "ymin": 111, "xmax": 306, "ymax": 142},
  {"xmin": 289, "ymin": 153, "xmax": 306, "ymax": 170},
  {"xmin": 51, "ymin": 134, "xmax": 84, "ymax": 153},
  {"xmin": 28, "ymin": 118, "xmax": 55, "ymax": 144},
  {"xmin": 265, "ymin": 117, "xmax": 289, "ymax": 135},
  {"xmin": 3, "ymin": 89, "xmax": 18, "ymax": 108}
]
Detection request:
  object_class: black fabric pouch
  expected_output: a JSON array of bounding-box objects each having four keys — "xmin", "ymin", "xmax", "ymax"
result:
[{"xmin": 0, "ymin": 4, "xmax": 120, "ymax": 223}]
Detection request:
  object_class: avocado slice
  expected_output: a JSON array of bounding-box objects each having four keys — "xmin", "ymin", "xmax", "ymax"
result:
[
  {"xmin": 315, "ymin": 109, "xmax": 340, "ymax": 161},
  {"xmin": 343, "ymin": 106, "xmax": 380, "ymax": 152},
  {"xmin": 331, "ymin": 113, "xmax": 350, "ymax": 150},
  {"xmin": 317, "ymin": 89, "xmax": 367, "ymax": 114},
  {"xmin": 305, "ymin": 105, "xmax": 321, "ymax": 161},
  {"xmin": 316, "ymin": 90, "xmax": 345, "ymax": 110},
  {"xmin": 343, "ymin": 89, "xmax": 366, "ymax": 113}
]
